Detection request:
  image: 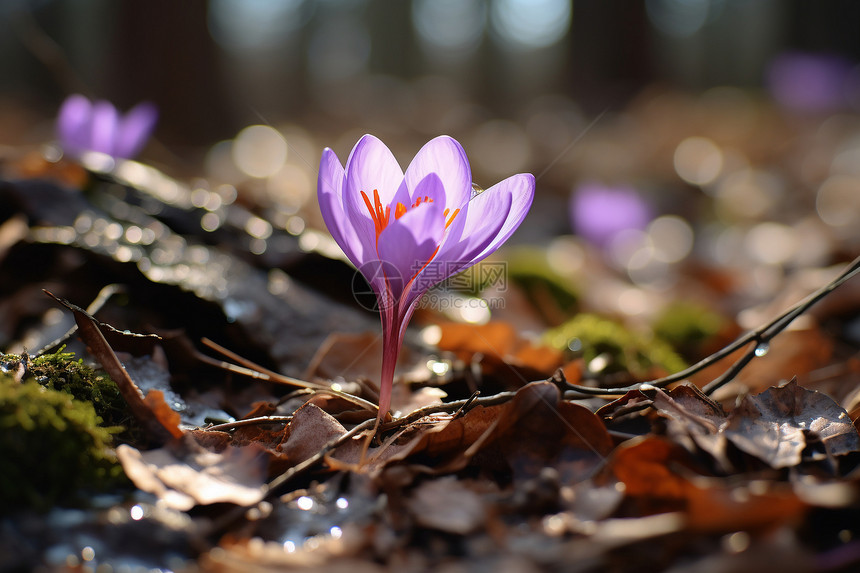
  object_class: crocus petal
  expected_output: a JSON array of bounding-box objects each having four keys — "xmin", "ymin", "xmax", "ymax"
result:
[
  {"xmin": 403, "ymin": 135, "xmax": 472, "ymax": 213},
  {"xmin": 377, "ymin": 199, "xmax": 445, "ymax": 303},
  {"xmin": 469, "ymin": 173, "xmax": 535, "ymax": 264},
  {"xmin": 342, "ymin": 134, "xmax": 408, "ymax": 260},
  {"xmin": 345, "ymin": 134, "xmax": 408, "ymax": 206},
  {"xmin": 317, "ymin": 148, "xmax": 364, "ymax": 266},
  {"xmin": 440, "ymin": 184, "xmax": 513, "ymax": 272},
  {"xmin": 406, "ymin": 185, "xmax": 512, "ymax": 305},
  {"xmin": 90, "ymin": 101, "xmax": 120, "ymax": 155},
  {"xmin": 115, "ymin": 102, "xmax": 158, "ymax": 158},
  {"xmin": 57, "ymin": 94, "xmax": 92, "ymax": 155}
]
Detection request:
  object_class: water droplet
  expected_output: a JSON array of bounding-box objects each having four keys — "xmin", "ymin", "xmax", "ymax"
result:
[
  {"xmin": 336, "ymin": 497, "xmax": 349, "ymax": 510},
  {"xmin": 754, "ymin": 342, "xmax": 770, "ymax": 357},
  {"xmin": 427, "ymin": 360, "xmax": 450, "ymax": 376}
]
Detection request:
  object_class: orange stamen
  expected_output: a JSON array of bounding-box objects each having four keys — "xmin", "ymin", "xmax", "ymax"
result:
[
  {"xmin": 360, "ymin": 190, "xmax": 460, "ymax": 243},
  {"xmin": 395, "ymin": 202, "xmax": 407, "ymax": 219},
  {"xmin": 445, "ymin": 208, "xmax": 460, "ymax": 229}
]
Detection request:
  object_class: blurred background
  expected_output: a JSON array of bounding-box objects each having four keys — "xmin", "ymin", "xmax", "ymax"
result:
[{"xmin": 2, "ymin": 0, "xmax": 860, "ymax": 322}]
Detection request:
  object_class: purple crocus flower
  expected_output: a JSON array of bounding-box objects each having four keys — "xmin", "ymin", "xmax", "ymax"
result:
[
  {"xmin": 766, "ymin": 52, "xmax": 854, "ymax": 113},
  {"xmin": 318, "ymin": 134, "xmax": 534, "ymax": 424},
  {"xmin": 57, "ymin": 94, "xmax": 158, "ymax": 160},
  {"xmin": 570, "ymin": 182, "xmax": 651, "ymax": 248}
]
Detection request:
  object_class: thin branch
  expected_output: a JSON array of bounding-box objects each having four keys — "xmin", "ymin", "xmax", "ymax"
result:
[
  {"xmin": 204, "ymin": 416, "xmax": 294, "ymax": 432},
  {"xmin": 36, "ymin": 284, "xmax": 130, "ymax": 356},
  {"xmin": 200, "ymin": 337, "xmax": 379, "ymax": 413},
  {"xmin": 264, "ymin": 418, "xmax": 377, "ymax": 497},
  {"xmin": 558, "ymin": 255, "xmax": 860, "ymax": 397},
  {"xmin": 382, "ymin": 390, "xmax": 518, "ymax": 430}
]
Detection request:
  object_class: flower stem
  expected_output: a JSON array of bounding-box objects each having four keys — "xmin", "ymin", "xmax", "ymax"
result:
[{"xmin": 376, "ymin": 308, "xmax": 399, "ymax": 426}]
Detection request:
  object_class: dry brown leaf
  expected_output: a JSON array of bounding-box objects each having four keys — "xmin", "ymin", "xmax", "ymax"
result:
[
  {"xmin": 282, "ymin": 403, "xmax": 348, "ymax": 464},
  {"xmin": 323, "ymin": 382, "xmax": 612, "ymax": 482},
  {"xmin": 189, "ymin": 429, "xmax": 233, "ymax": 452},
  {"xmin": 608, "ymin": 435, "xmax": 808, "ymax": 532},
  {"xmin": 46, "ymin": 291, "xmax": 183, "ymax": 444},
  {"xmin": 651, "ymin": 385, "xmax": 729, "ymax": 467},
  {"xmin": 436, "ymin": 321, "xmax": 564, "ymax": 378},
  {"xmin": 116, "ymin": 435, "xmax": 267, "ymax": 511},
  {"xmin": 724, "ymin": 379, "xmax": 860, "ymax": 468},
  {"xmin": 382, "ymin": 382, "xmax": 612, "ymax": 480},
  {"xmin": 483, "ymin": 382, "xmax": 614, "ymax": 483},
  {"xmin": 609, "ymin": 436, "xmax": 693, "ymax": 515},
  {"xmin": 437, "ymin": 321, "xmax": 519, "ymax": 359},
  {"xmin": 407, "ymin": 476, "xmax": 487, "ymax": 534},
  {"xmin": 684, "ymin": 479, "xmax": 807, "ymax": 533}
]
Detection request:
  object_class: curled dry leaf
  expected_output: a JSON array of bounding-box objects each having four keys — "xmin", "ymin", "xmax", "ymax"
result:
[
  {"xmin": 281, "ymin": 402, "xmax": 347, "ymax": 464},
  {"xmin": 651, "ymin": 385, "xmax": 729, "ymax": 469},
  {"xmin": 482, "ymin": 381, "xmax": 614, "ymax": 483},
  {"xmin": 46, "ymin": 291, "xmax": 183, "ymax": 444},
  {"xmin": 725, "ymin": 379, "xmax": 860, "ymax": 468},
  {"xmin": 116, "ymin": 435, "xmax": 267, "ymax": 511},
  {"xmin": 603, "ymin": 380, "xmax": 860, "ymax": 471}
]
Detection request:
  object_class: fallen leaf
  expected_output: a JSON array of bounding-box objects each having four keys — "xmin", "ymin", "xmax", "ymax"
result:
[
  {"xmin": 436, "ymin": 321, "xmax": 564, "ymax": 378},
  {"xmin": 607, "ymin": 437, "xmax": 807, "ymax": 531},
  {"xmin": 609, "ymin": 436, "xmax": 693, "ymax": 515},
  {"xmin": 46, "ymin": 291, "xmax": 182, "ymax": 444},
  {"xmin": 483, "ymin": 382, "xmax": 614, "ymax": 483},
  {"xmin": 407, "ymin": 476, "xmax": 487, "ymax": 534},
  {"xmin": 380, "ymin": 382, "xmax": 613, "ymax": 481},
  {"xmin": 116, "ymin": 435, "xmax": 267, "ymax": 510},
  {"xmin": 651, "ymin": 384, "xmax": 729, "ymax": 468},
  {"xmin": 281, "ymin": 402, "xmax": 348, "ymax": 464},
  {"xmin": 725, "ymin": 379, "xmax": 860, "ymax": 468}
]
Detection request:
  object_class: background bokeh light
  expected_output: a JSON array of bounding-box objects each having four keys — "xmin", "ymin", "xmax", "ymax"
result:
[{"xmin": 1, "ymin": 0, "xmax": 859, "ymax": 310}]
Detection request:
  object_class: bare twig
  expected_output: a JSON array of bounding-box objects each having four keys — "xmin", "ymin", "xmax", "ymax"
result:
[
  {"xmin": 204, "ymin": 416, "xmax": 293, "ymax": 432},
  {"xmin": 453, "ymin": 391, "xmax": 481, "ymax": 419},
  {"xmin": 382, "ymin": 390, "xmax": 518, "ymax": 430},
  {"xmin": 36, "ymin": 284, "xmax": 134, "ymax": 356},
  {"xmin": 265, "ymin": 418, "xmax": 377, "ymax": 497},
  {"xmin": 200, "ymin": 337, "xmax": 379, "ymax": 413},
  {"xmin": 556, "ymin": 256, "xmax": 860, "ymax": 397}
]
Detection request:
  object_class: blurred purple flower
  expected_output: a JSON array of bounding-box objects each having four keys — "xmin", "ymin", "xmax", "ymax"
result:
[
  {"xmin": 570, "ymin": 182, "xmax": 652, "ymax": 248},
  {"xmin": 57, "ymin": 94, "xmax": 158, "ymax": 159},
  {"xmin": 318, "ymin": 134, "xmax": 534, "ymax": 425},
  {"xmin": 766, "ymin": 52, "xmax": 854, "ymax": 113}
]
